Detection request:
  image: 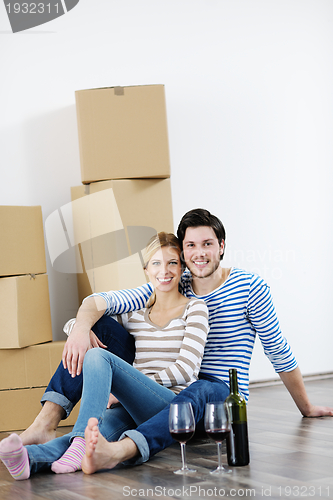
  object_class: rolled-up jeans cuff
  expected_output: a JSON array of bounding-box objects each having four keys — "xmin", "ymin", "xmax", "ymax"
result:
[
  {"xmin": 40, "ymin": 391, "xmax": 74, "ymax": 419},
  {"xmin": 118, "ymin": 429, "xmax": 149, "ymax": 465}
]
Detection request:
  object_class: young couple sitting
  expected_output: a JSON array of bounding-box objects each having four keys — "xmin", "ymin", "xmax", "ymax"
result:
[{"xmin": 1, "ymin": 209, "xmax": 332, "ymax": 480}]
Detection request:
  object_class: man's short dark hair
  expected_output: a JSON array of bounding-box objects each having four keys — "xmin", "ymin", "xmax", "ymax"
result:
[{"xmin": 177, "ymin": 208, "xmax": 226, "ymax": 260}]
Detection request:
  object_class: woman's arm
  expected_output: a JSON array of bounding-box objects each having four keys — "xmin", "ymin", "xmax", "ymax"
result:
[{"xmin": 149, "ymin": 299, "xmax": 209, "ymax": 388}]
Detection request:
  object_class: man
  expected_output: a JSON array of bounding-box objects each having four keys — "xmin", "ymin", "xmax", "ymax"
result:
[{"xmin": 20, "ymin": 209, "xmax": 333, "ymax": 460}]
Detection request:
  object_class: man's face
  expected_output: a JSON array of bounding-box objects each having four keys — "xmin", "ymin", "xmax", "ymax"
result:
[{"xmin": 182, "ymin": 226, "xmax": 224, "ymax": 279}]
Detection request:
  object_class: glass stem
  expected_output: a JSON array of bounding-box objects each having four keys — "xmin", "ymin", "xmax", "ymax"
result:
[
  {"xmin": 180, "ymin": 443, "xmax": 187, "ymax": 470},
  {"xmin": 217, "ymin": 442, "xmax": 223, "ymax": 469}
]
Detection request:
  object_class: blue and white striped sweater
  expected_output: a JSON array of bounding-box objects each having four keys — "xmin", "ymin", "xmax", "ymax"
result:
[{"xmin": 89, "ymin": 267, "xmax": 297, "ymax": 401}]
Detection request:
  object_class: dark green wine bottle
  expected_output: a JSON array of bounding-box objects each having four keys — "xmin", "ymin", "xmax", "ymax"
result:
[{"xmin": 225, "ymin": 368, "xmax": 250, "ymax": 466}]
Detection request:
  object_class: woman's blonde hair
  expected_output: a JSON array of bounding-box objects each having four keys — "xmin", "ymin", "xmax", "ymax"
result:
[{"xmin": 143, "ymin": 232, "xmax": 183, "ymax": 308}]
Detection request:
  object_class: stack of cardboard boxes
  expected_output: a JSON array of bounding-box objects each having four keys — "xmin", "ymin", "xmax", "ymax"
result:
[
  {"xmin": 0, "ymin": 206, "xmax": 79, "ymax": 431},
  {"xmin": 72, "ymin": 84, "xmax": 174, "ymax": 301},
  {"xmin": 0, "ymin": 84, "xmax": 174, "ymax": 432}
]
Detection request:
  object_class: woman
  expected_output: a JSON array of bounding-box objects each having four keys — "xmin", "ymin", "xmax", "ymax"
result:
[{"xmin": 0, "ymin": 232, "xmax": 209, "ymax": 480}]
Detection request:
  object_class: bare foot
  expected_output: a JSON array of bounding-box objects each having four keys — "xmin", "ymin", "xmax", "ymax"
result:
[
  {"xmin": 20, "ymin": 402, "xmax": 65, "ymax": 446},
  {"xmin": 20, "ymin": 422, "xmax": 56, "ymax": 446},
  {"xmin": 82, "ymin": 418, "xmax": 138, "ymax": 475}
]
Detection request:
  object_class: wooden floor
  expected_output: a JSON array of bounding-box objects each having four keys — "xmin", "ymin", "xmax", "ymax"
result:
[{"xmin": 1, "ymin": 376, "xmax": 333, "ymax": 500}]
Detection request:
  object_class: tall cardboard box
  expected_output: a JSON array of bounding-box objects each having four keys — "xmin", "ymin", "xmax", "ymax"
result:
[
  {"xmin": 45, "ymin": 179, "xmax": 174, "ymax": 303},
  {"xmin": 0, "ymin": 206, "xmax": 47, "ymax": 277},
  {"xmin": 75, "ymin": 85, "xmax": 170, "ymax": 183},
  {"xmin": 0, "ymin": 274, "xmax": 52, "ymax": 348}
]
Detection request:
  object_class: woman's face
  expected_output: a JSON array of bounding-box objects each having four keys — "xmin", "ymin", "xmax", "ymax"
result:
[{"xmin": 145, "ymin": 246, "xmax": 182, "ymax": 293}]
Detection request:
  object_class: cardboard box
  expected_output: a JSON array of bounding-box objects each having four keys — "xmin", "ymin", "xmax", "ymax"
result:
[
  {"xmin": 0, "ymin": 274, "xmax": 52, "ymax": 349},
  {"xmin": 75, "ymin": 84, "xmax": 170, "ymax": 183},
  {"xmin": 72, "ymin": 179, "xmax": 174, "ymax": 302},
  {"xmin": 45, "ymin": 179, "xmax": 174, "ymax": 302},
  {"xmin": 0, "ymin": 387, "xmax": 80, "ymax": 432},
  {"xmin": 0, "ymin": 205, "xmax": 47, "ymax": 277},
  {"xmin": 0, "ymin": 342, "xmax": 81, "ymax": 432},
  {"xmin": 0, "ymin": 341, "xmax": 66, "ymax": 391}
]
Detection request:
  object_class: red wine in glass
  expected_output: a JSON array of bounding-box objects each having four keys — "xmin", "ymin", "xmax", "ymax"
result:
[
  {"xmin": 205, "ymin": 402, "xmax": 232, "ymax": 474},
  {"xmin": 206, "ymin": 429, "xmax": 230, "ymax": 442},
  {"xmin": 169, "ymin": 402, "xmax": 196, "ymax": 475},
  {"xmin": 170, "ymin": 429, "xmax": 195, "ymax": 443}
]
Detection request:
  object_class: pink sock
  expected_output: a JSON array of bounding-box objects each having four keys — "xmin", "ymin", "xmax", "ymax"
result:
[
  {"xmin": 51, "ymin": 436, "xmax": 85, "ymax": 474},
  {"xmin": 0, "ymin": 434, "xmax": 30, "ymax": 480}
]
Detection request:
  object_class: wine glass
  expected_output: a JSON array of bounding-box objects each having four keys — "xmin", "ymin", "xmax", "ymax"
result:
[
  {"xmin": 169, "ymin": 402, "xmax": 196, "ymax": 475},
  {"xmin": 204, "ymin": 401, "xmax": 232, "ymax": 475}
]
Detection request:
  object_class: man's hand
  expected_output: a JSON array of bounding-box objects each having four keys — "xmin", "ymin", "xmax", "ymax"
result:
[
  {"xmin": 107, "ymin": 394, "xmax": 119, "ymax": 408},
  {"xmin": 302, "ymin": 405, "xmax": 333, "ymax": 418},
  {"xmin": 62, "ymin": 326, "xmax": 107, "ymax": 378},
  {"xmin": 89, "ymin": 331, "xmax": 107, "ymax": 350},
  {"xmin": 62, "ymin": 295, "xmax": 107, "ymax": 377},
  {"xmin": 279, "ymin": 368, "xmax": 333, "ymax": 417}
]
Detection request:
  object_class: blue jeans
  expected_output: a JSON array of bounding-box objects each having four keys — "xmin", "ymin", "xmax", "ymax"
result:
[
  {"xmin": 120, "ymin": 374, "xmax": 230, "ymax": 464},
  {"xmin": 39, "ymin": 316, "xmax": 230, "ymax": 468},
  {"xmin": 27, "ymin": 348, "xmax": 176, "ymax": 474},
  {"xmin": 41, "ymin": 316, "xmax": 135, "ymax": 417}
]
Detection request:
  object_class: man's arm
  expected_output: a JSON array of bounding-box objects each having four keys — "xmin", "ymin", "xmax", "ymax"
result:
[
  {"xmin": 248, "ymin": 277, "xmax": 333, "ymax": 417},
  {"xmin": 62, "ymin": 283, "xmax": 154, "ymax": 377},
  {"xmin": 62, "ymin": 295, "xmax": 107, "ymax": 378},
  {"xmin": 279, "ymin": 367, "xmax": 333, "ymax": 417}
]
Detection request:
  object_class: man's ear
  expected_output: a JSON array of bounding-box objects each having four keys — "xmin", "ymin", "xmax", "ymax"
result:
[{"xmin": 220, "ymin": 240, "xmax": 225, "ymax": 256}]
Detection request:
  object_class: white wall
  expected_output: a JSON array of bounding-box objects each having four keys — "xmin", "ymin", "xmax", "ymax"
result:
[{"xmin": 1, "ymin": 0, "xmax": 332, "ymax": 381}]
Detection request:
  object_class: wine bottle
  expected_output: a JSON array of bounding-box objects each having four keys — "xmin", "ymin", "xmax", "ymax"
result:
[{"xmin": 225, "ymin": 368, "xmax": 250, "ymax": 466}]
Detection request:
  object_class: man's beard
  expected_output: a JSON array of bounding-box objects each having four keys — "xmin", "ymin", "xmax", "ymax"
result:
[{"xmin": 189, "ymin": 260, "xmax": 221, "ymax": 279}]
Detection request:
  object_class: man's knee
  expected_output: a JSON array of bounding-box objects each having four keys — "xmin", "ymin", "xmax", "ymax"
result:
[
  {"xmin": 175, "ymin": 380, "xmax": 211, "ymax": 404},
  {"xmin": 91, "ymin": 316, "xmax": 120, "ymax": 337},
  {"xmin": 92, "ymin": 316, "xmax": 135, "ymax": 364},
  {"xmin": 175, "ymin": 380, "xmax": 229, "ymax": 406}
]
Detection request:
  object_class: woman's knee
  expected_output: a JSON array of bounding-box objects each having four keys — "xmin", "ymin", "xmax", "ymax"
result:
[
  {"xmin": 83, "ymin": 347, "xmax": 106, "ymax": 369},
  {"xmin": 84, "ymin": 347, "xmax": 118, "ymax": 367}
]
